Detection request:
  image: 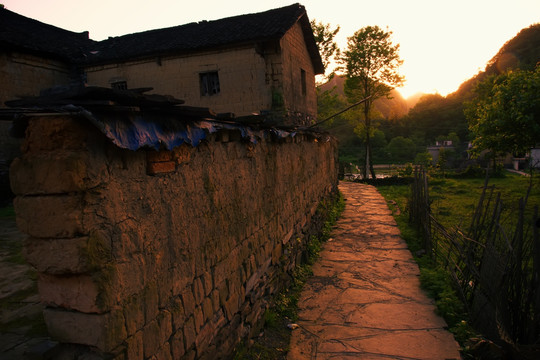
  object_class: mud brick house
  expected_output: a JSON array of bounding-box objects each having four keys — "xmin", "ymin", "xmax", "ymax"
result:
[{"xmin": 0, "ymin": 3, "xmax": 324, "ymax": 126}]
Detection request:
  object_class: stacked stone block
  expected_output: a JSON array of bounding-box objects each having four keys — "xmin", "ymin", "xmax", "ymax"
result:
[{"xmin": 11, "ymin": 115, "xmax": 338, "ymax": 359}]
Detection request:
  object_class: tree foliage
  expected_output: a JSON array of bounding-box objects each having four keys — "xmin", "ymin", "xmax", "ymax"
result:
[
  {"xmin": 401, "ymin": 93, "xmax": 469, "ymax": 147},
  {"xmin": 310, "ymin": 20, "xmax": 340, "ymax": 77},
  {"xmin": 340, "ymin": 25, "xmax": 404, "ymax": 178},
  {"xmin": 465, "ymin": 67, "xmax": 540, "ymax": 157},
  {"xmin": 485, "ymin": 24, "xmax": 540, "ymax": 75},
  {"xmin": 341, "ymin": 26, "xmax": 405, "ymax": 102},
  {"xmin": 386, "ymin": 136, "xmax": 416, "ymax": 163},
  {"xmin": 316, "ymin": 85, "xmax": 347, "ymax": 123}
]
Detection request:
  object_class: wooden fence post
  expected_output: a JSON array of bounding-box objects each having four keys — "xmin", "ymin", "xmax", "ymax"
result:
[
  {"xmin": 533, "ymin": 206, "xmax": 540, "ymax": 342},
  {"xmin": 423, "ymin": 169, "xmax": 432, "ymax": 257}
]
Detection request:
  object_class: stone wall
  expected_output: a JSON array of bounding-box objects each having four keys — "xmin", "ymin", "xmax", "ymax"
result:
[{"xmin": 10, "ymin": 114, "xmax": 338, "ymax": 359}]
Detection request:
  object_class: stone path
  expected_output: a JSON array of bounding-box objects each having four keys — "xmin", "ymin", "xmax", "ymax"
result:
[
  {"xmin": 0, "ymin": 216, "xmax": 51, "ymax": 360},
  {"xmin": 288, "ymin": 182, "xmax": 461, "ymax": 360}
]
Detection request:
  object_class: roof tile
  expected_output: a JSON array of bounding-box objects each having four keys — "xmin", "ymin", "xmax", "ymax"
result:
[{"xmin": 0, "ymin": 3, "xmax": 323, "ymax": 73}]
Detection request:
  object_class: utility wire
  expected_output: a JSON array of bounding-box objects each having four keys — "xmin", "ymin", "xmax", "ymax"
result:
[{"xmin": 308, "ymin": 95, "xmax": 372, "ymax": 128}]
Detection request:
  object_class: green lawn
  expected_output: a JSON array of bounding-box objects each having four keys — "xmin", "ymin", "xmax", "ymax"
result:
[
  {"xmin": 379, "ymin": 172, "xmax": 539, "ymax": 230},
  {"xmin": 0, "ymin": 204, "xmax": 15, "ymax": 218}
]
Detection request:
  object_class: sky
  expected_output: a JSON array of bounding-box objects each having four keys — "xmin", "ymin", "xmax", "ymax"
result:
[{"xmin": 2, "ymin": 0, "xmax": 539, "ymax": 98}]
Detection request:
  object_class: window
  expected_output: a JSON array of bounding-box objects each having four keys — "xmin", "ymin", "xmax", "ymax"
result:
[
  {"xmin": 300, "ymin": 69, "xmax": 307, "ymax": 96},
  {"xmin": 200, "ymin": 71, "xmax": 220, "ymax": 96},
  {"xmin": 111, "ymin": 81, "xmax": 127, "ymax": 90}
]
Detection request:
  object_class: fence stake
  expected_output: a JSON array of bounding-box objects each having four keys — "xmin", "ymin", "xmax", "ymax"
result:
[{"xmin": 533, "ymin": 206, "xmax": 540, "ymax": 342}]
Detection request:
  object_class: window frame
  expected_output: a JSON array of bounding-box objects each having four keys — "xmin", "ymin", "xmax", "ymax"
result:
[
  {"xmin": 199, "ymin": 71, "xmax": 221, "ymax": 96},
  {"xmin": 111, "ymin": 80, "xmax": 128, "ymax": 90},
  {"xmin": 300, "ymin": 69, "xmax": 307, "ymax": 96}
]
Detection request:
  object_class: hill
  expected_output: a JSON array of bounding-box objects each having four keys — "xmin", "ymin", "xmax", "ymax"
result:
[
  {"xmin": 319, "ymin": 75, "xmax": 409, "ymax": 120},
  {"xmin": 404, "ymin": 23, "xmax": 540, "ymax": 145},
  {"xmin": 448, "ymin": 23, "xmax": 540, "ymax": 101},
  {"xmin": 405, "ymin": 92, "xmax": 424, "ymax": 109}
]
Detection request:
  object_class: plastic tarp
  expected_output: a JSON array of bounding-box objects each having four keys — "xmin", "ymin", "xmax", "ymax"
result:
[{"xmin": 78, "ymin": 108, "xmax": 294, "ymax": 151}]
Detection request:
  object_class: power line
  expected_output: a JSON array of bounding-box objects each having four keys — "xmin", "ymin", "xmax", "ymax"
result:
[{"xmin": 309, "ymin": 95, "xmax": 372, "ymax": 128}]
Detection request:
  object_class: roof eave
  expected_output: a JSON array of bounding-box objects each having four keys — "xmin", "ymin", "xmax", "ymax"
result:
[
  {"xmin": 81, "ymin": 36, "xmax": 284, "ymax": 68},
  {"xmin": 0, "ymin": 41, "xmax": 74, "ymax": 64}
]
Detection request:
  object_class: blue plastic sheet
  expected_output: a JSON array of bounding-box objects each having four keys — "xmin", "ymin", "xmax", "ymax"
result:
[{"xmin": 77, "ymin": 108, "xmax": 291, "ymax": 151}]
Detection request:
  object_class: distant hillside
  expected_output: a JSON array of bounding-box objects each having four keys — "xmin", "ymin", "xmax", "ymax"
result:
[
  {"xmin": 317, "ymin": 24, "xmax": 540, "ymax": 165},
  {"xmin": 319, "ymin": 75, "xmax": 409, "ymax": 119},
  {"xmin": 451, "ymin": 23, "xmax": 540, "ymax": 100},
  {"xmin": 485, "ymin": 23, "xmax": 540, "ymax": 75},
  {"xmin": 404, "ymin": 23, "xmax": 540, "ymax": 145},
  {"xmin": 405, "ymin": 92, "xmax": 424, "ymax": 109}
]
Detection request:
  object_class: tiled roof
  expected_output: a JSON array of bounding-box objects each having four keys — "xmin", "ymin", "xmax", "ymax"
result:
[
  {"xmin": 0, "ymin": 3, "xmax": 324, "ymax": 74},
  {"xmin": 87, "ymin": 3, "xmax": 323, "ymax": 73},
  {"xmin": 0, "ymin": 7, "xmax": 96, "ymax": 62}
]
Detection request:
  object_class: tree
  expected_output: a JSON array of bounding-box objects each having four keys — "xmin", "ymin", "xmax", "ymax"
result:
[
  {"xmin": 316, "ymin": 85, "xmax": 346, "ymax": 121},
  {"xmin": 340, "ymin": 26, "xmax": 404, "ymax": 179},
  {"xmin": 414, "ymin": 152, "xmax": 433, "ymax": 168},
  {"xmin": 310, "ymin": 20, "xmax": 340, "ymax": 79},
  {"xmin": 386, "ymin": 136, "xmax": 416, "ymax": 163},
  {"xmin": 466, "ymin": 67, "xmax": 540, "ymax": 157}
]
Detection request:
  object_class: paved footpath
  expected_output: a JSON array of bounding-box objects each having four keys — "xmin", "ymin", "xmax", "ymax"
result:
[{"xmin": 288, "ymin": 182, "xmax": 461, "ymax": 360}]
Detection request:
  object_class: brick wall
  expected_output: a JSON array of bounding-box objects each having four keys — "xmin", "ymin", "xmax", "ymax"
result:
[{"xmin": 10, "ymin": 114, "xmax": 338, "ymax": 359}]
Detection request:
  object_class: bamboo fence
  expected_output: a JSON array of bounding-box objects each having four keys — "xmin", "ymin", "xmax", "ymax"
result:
[{"xmin": 409, "ymin": 168, "xmax": 540, "ymax": 346}]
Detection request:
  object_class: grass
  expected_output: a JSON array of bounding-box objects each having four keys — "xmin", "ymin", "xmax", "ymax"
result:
[
  {"xmin": 0, "ymin": 205, "xmax": 26, "ymax": 265},
  {"xmin": 0, "ymin": 204, "xmax": 15, "ymax": 218},
  {"xmin": 428, "ymin": 172, "xmax": 539, "ymax": 229},
  {"xmin": 233, "ymin": 193, "xmax": 345, "ymax": 359},
  {"xmin": 377, "ymin": 170, "xmax": 540, "ymax": 350}
]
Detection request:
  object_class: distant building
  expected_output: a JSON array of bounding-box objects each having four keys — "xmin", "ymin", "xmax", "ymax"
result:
[
  {"xmin": 530, "ymin": 148, "xmax": 540, "ymax": 168},
  {"xmin": 427, "ymin": 140, "xmax": 455, "ymax": 166},
  {"xmin": 0, "ymin": 3, "xmax": 323, "ymax": 126}
]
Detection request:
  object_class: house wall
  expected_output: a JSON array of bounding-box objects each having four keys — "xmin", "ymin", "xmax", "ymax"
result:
[
  {"xmin": 11, "ymin": 114, "xmax": 338, "ymax": 359},
  {"xmin": 84, "ymin": 47, "xmax": 271, "ymax": 117},
  {"xmin": 84, "ymin": 23, "xmax": 319, "ymax": 125},
  {"xmin": 530, "ymin": 148, "xmax": 540, "ymax": 168},
  {"xmin": 0, "ymin": 52, "xmax": 71, "ymax": 108},
  {"xmin": 279, "ymin": 22, "xmax": 318, "ymax": 126}
]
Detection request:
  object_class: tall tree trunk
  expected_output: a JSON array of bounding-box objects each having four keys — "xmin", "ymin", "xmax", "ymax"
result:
[
  {"xmin": 364, "ymin": 136, "xmax": 369, "ymax": 179},
  {"xmin": 364, "ymin": 101, "xmax": 376, "ymax": 179},
  {"xmin": 369, "ymin": 155, "xmax": 376, "ymax": 179},
  {"xmin": 362, "ymin": 103, "xmax": 369, "ymax": 180}
]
